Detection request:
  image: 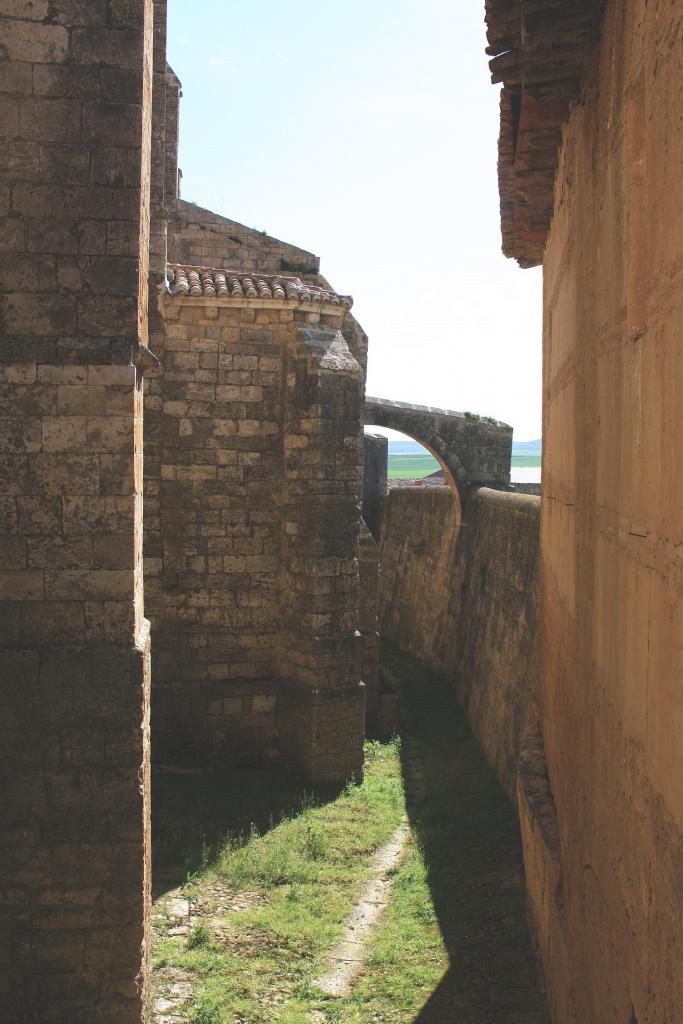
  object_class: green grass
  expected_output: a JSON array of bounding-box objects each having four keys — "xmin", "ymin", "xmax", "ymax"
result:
[
  {"xmin": 511, "ymin": 453, "xmax": 541, "ymax": 467},
  {"xmin": 153, "ymin": 740, "xmax": 424, "ymax": 1022},
  {"xmin": 388, "ymin": 452, "xmax": 541, "ymax": 479},
  {"xmin": 340, "ymin": 842, "xmax": 447, "ymax": 1022},
  {"xmin": 387, "ymin": 453, "xmax": 441, "ymax": 479},
  {"xmin": 151, "ymin": 733, "xmax": 451, "ymax": 1023},
  {"xmin": 152, "ymin": 648, "xmax": 541, "ymax": 1022}
]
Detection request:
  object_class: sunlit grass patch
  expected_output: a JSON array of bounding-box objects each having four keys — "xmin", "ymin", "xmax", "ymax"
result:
[
  {"xmin": 152, "ymin": 740, "xmax": 408, "ymax": 1022},
  {"xmin": 338, "ymin": 842, "xmax": 448, "ymax": 1022}
]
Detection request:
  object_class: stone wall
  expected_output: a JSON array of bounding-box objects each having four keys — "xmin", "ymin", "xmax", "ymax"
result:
[
  {"xmin": 146, "ymin": 282, "xmax": 366, "ymax": 780},
  {"xmin": 0, "ymin": 1, "xmax": 156, "ymax": 1019},
  {"xmin": 378, "ymin": 486, "xmax": 540, "ymax": 802},
  {"xmin": 362, "ymin": 431, "xmax": 388, "ymax": 540},
  {"xmin": 531, "ymin": 2, "xmax": 683, "ymax": 1021},
  {"xmin": 145, "ymin": 297, "xmax": 286, "ymax": 764},
  {"xmin": 358, "ymin": 523, "xmax": 381, "ymax": 728},
  {"xmin": 163, "ymin": 66, "xmax": 180, "ymax": 205},
  {"xmin": 277, "ymin": 322, "xmax": 366, "ymax": 782},
  {"xmin": 364, "ymin": 397, "xmax": 513, "ymax": 498},
  {"xmin": 168, "ymin": 200, "xmax": 320, "ymax": 276}
]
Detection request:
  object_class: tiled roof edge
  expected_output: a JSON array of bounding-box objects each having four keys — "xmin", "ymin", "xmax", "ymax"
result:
[{"xmin": 166, "ymin": 265, "xmax": 353, "ymax": 309}]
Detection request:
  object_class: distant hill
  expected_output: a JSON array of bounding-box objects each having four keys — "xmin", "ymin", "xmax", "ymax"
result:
[
  {"xmin": 385, "ymin": 436, "xmax": 541, "ymax": 479},
  {"xmin": 388, "ymin": 438, "xmax": 542, "ymax": 454},
  {"xmin": 513, "ymin": 438, "xmax": 542, "ymax": 451}
]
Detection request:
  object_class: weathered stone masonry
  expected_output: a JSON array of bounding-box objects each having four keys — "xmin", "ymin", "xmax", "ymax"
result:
[
  {"xmin": 378, "ymin": 485, "xmax": 540, "ymax": 803},
  {"xmin": 364, "ymin": 395, "xmax": 513, "ymax": 508},
  {"xmin": 277, "ymin": 321, "xmax": 366, "ymax": 781},
  {"xmin": 362, "ymin": 431, "xmax": 387, "ymax": 540},
  {"xmin": 362, "ymin": 396, "xmax": 534, "ymax": 792},
  {"xmin": 0, "ymin": 2, "xmax": 155, "ymax": 1021},
  {"xmin": 8, "ymin": 2, "xmax": 679, "ymax": 1022},
  {"xmin": 0, "ymin": 1, "xmax": 371, "ymax": 1018},
  {"xmin": 147, "ymin": 265, "xmax": 366, "ymax": 780}
]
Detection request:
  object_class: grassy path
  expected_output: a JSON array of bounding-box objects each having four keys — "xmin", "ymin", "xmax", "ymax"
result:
[
  {"xmin": 151, "ymin": 647, "xmax": 544, "ymax": 1023},
  {"xmin": 151, "ymin": 740, "xmax": 444, "ymax": 1022}
]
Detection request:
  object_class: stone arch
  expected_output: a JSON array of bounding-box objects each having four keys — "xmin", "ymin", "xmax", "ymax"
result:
[
  {"xmin": 363, "ymin": 396, "xmax": 513, "ymax": 517},
  {"xmin": 365, "ymin": 422, "xmax": 464, "ymax": 524}
]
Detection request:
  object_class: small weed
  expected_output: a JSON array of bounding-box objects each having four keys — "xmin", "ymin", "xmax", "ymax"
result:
[
  {"xmin": 320, "ymin": 1002, "xmax": 343, "ymax": 1023},
  {"xmin": 150, "ymin": 936, "xmax": 176, "ymax": 970},
  {"xmin": 187, "ymin": 998, "xmax": 222, "ymax": 1024},
  {"xmin": 199, "ymin": 834, "xmax": 212, "ymax": 871},
  {"xmin": 281, "ymin": 259, "xmax": 314, "ymax": 274},
  {"xmin": 187, "ymin": 923, "xmax": 212, "ymax": 950},
  {"xmin": 302, "ymin": 823, "xmax": 328, "ymax": 861},
  {"xmin": 298, "ymin": 788, "xmax": 318, "ymax": 812}
]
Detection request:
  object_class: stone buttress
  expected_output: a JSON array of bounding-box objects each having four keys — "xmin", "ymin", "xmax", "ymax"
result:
[{"xmin": 147, "ymin": 266, "xmax": 367, "ymax": 782}]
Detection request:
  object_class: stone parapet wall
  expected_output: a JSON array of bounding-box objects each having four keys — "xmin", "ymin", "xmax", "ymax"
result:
[
  {"xmin": 451, "ymin": 488, "xmax": 539, "ymax": 799},
  {"xmin": 378, "ymin": 486, "xmax": 540, "ymax": 802},
  {"xmin": 358, "ymin": 523, "xmax": 380, "ymax": 727}
]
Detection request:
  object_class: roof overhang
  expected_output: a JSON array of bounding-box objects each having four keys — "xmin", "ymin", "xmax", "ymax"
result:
[
  {"xmin": 486, "ymin": 0, "xmax": 605, "ymax": 268},
  {"xmin": 164, "ymin": 265, "xmax": 353, "ymax": 320}
]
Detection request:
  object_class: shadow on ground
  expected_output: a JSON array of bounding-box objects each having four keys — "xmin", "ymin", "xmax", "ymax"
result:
[
  {"xmin": 383, "ymin": 643, "xmax": 547, "ymax": 1024},
  {"xmin": 152, "ymin": 761, "xmax": 340, "ymax": 899}
]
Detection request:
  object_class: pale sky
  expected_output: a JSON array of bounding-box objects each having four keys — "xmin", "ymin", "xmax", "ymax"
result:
[{"xmin": 167, "ymin": 0, "xmax": 543, "ymax": 441}]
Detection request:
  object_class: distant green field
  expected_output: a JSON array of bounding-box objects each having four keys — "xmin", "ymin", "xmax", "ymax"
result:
[
  {"xmin": 511, "ymin": 453, "xmax": 541, "ymax": 468},
  {"xmin": 387, "ymin": 451, "xmax": 542, "ymax": 479},
  {"xmin": 388, "ymin": 453, "xmax": 440, "ymax": 479}
]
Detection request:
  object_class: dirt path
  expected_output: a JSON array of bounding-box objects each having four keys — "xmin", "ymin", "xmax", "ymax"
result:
[
  {"xmin": 316, "ymin": 820, "xmax": 410, "ymax": 998},
  {"xmin": 150, "ymin": 892, "xmax": 194, "ymax": 1023}
]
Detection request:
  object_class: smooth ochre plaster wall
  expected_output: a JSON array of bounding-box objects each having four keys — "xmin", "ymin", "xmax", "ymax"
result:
[{"xmin": 537, "ymin": 1, "xmax": 683, "ymax": 1020}]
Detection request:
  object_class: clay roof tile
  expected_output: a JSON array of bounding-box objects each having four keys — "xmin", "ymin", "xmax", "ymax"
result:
[{"xmin": 167, "ymin": 265, "xmax": 352, "ymax": 309}]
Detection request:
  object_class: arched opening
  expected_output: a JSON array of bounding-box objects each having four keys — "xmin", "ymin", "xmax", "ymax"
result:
[
  {"xmin": 510, "ymin": 435, "xmax": 542, "ymax": 490},
  {"xmin": 362, "ymin": 425, "xmax": 462, "ymax": 685},
  {"xmin": 363, "ymin": 425, "xmax": 463, "ymax": 526},
  {"xmin": 386, "ymin": 432, "xmax": 442, "ymax": 482}
]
